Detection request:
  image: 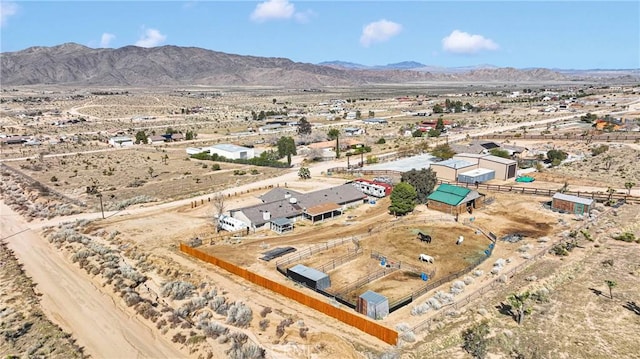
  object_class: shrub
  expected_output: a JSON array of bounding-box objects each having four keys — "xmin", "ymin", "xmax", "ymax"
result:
[
  {"xmin": 451, "ymin": 281, "xmax": 466, "ymax": 295},
  {"xmin": 259, "ymin": 319, "xmax": 269, "ymax": 331},
  {"xmin": 226, "ymin": 301, "xmax": 253, "ymax": 328},
  {"xmin": 259, "ymin": 307, "xmax": 272, "ymax": 318},
  {"xmin": 410, "ymin": 303, "xmax": 431, "ymax": 316},
  {"xmin": 376, "ymin": 137, "xmax": 386, "ymax": 144},
  {"xmin": 210, "ymin": 296, "xmax": 228, "ymax": 315},
  {"xmin": 160, "ymin": 281, "xmax": 195, "ymax": 300},
  {"xmin": 613, "ymin": 232, "xmax": 636, "ymax": 243},
  {"xmin": 461, "ymin": 320, "xmax": 490, "ymax": 359}
]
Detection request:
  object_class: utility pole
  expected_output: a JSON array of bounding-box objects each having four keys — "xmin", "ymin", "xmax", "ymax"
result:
[{"xmin": 97, "ymin": 193, "xmax": 104, "ymax": 219}]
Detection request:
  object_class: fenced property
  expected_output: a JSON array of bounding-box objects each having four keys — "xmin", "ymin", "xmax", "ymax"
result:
[{"xmin": 180, "ymin": 243, "xmax": 398, "ymax": 345}]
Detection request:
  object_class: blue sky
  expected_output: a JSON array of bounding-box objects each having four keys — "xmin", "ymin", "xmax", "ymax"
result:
[{"xmin": 1, "ymin": 1, "xmax": 638, "ymax": 69}]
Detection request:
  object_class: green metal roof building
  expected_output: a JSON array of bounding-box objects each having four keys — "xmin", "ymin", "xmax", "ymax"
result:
[{"xmin": 427, "ymin": 184, "xmax": 484, "ymax": 215}]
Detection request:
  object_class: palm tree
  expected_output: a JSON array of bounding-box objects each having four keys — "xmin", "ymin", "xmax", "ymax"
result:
[{"xmin": 605, "ymin": 280, "xmax": 617, "ymax": 299}]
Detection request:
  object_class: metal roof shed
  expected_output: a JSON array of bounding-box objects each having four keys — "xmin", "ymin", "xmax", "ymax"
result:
[
  {"xmin": 357, "ymin": 290, "xmax": 389, "ymax": 319},
  {"xmin": 270, "ymin": 217, "xmax": 294, "ymax": 234},
  {"xmin": 551, "ymin": 193, "xmax": 594, "ymax": 215},
  {"xmin": 286, "ymin": 264, "xmax": 331, "ymax": 290},
  {"xmin": 458, "ymin": 168, "xmax": 496, "ymax": 184}
]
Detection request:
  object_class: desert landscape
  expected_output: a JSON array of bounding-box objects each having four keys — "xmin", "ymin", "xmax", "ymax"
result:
[{"xmin": 2, "ymin": 40, "xmax": 640, "ymax": 359}]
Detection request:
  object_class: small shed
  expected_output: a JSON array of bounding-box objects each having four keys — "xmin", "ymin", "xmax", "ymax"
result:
[
  {"xmin": 551, "ymin": 193, "xmax": 594, "ymax": 215},
  {"xmin": 270, "ymin": 217, "xmax": 293, "ymax": 234},
  {"xmin": 427, "ymin": 184, "xmax": 484, "ymax": 215},
  {"xmin": 357, "ymin": 290, "xmax": 389, "ymax": 320},
  {"xmin": 287, "ymin": 264, "xmax": 331, "ymax": 290},
  {"xmin": 457, "ymin": 168, "xmax": 495, "ymax": 184}
]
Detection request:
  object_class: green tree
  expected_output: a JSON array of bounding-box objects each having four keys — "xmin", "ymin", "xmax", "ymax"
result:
[
  {"xmin": 624, "ymin": 182, "xmax": 635, "ymax": 195},
  {"xmin": 461, "ymin": 320, "xmax": 490, "ymax": 359},
  {"xmin": 165, "ymin": 127, "xmax": 178, "ymax": 134},
  {"xmin": 431, "ymin": 143, "xmax": 455, "ymax": 160},
  {"xmin": 297, "ymin": 117, "xmax": 312, "ymax": 135},
  {"xmin": 389, "ymin": 182, "xmax": 417, "ymax": 216},
  {"xmin": 507, "ymin": 292, "xmax": 532, "ymax": 325},
  {"xmin": 546, "ymin": 149, "xmax": 568, "ymax": 163},
  {"xmin": 401, "ymin": 168, "xmax": 437, "ymax": 204},
  {"xmin": 272, "ymin": 98, "xmax": 277, "ymax": 104},
  {"xmin": 412, "ymin": 129, "xmax": 424, "ymax": 137},
  {"xmin": 436, "ymin": 117, "xmax": 445, "ymax": 131},
  {"xmin": 368, "ymin": 110, "xmax": 375, "ymax": 118},
  {"xmin": 327, "ymin": 129, "xmax": 340, "ymax": 158},
  {"xmin": 185, "ymin": 130, "xmax": 196, "ymax": 140},
  {"xmin": 427, "ymin": 128, "xmax": 441, "ymax": 137},
  {"xmin": 355, "ymin": 110, "xmax": 362, "ymax": 119},
  {"xmin": 376, "ymin": 137, "xmax": 386, "ymax": 144},
  {"xmin": 605, "ymin": 280, "xmax": 617, "ymax": 299},
  {"xmin": 489, "ymin": 148, "xmax": 510, "ymax": 158},
  {"xmin": 298, "ymin": 167, "xmax": 310, "ymax": 179},
  {"xmin": 135, "ymin": 131, "xmax": 148, "ymax": 144},
  {"xmin": 276, "ymin": 136, "xmax": 297, "ymax": 166},
  {"xmin": 433, "ymin": 104, "xmax": 444, "ymax": 113}
]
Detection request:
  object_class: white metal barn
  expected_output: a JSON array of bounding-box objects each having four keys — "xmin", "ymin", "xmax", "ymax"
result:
[{"xmin": 209, "ymin": 144, "xmax": 255, "ymax": 160}]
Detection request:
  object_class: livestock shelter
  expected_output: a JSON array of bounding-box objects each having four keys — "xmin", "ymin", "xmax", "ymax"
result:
[
  {"xmin": 427, "ymin": 184, "xmax": 484, "ymax": 215},
  {"xmin": 357, "ymin": 290, "xmax": 389, "ymax": 320},
  {"xmin": 551, "ymin": 193, "xmax": 594, "ymax": 215},
  {"xmin": 287, "ymin": 264, "xmax": 331, "ymax": 290}
]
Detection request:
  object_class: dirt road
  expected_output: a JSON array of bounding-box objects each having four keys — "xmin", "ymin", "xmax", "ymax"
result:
[{"xmin": 0, "ymin": 201, "xmax": 187, "ymax": 359}]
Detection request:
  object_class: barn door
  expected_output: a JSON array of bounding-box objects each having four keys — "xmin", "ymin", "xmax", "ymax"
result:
[{"xmin": 574, "ymin": 203, "xmax": 584, "ymax": 215}]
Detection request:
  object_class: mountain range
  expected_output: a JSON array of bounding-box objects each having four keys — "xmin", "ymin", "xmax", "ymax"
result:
[{"xmin": 1, "ymin": 43, "xmax": 637, "ymax": 87}]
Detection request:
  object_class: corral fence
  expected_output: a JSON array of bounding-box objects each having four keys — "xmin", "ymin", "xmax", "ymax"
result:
[
  {"xmin": 388, "ymin": 243, "xmax": 495, "ymax": 313},
  {"xmin": 179, "ymin": 243, "xmax": 398, "ymax": 345},
  {"xmin": 0, "ymin": 163, "xmax": 87, "ymax": 207},
  {"xmin": 329, "ymin": 266, "xmax": 399, "ymax": 299},
  {"xmin": 275, "ymin": 236, "xmax": 355, "ymax": 269},
  {"xmin": 316, "ymin": 249, "xmax": 363, "ymax": 273},
  {"xmin": 438, "ymin": 180, "xmax": 640, "ymax": 204},
  {"xmin": 410, "ymin": 202, "xmax": 621, "ymax": 334}
]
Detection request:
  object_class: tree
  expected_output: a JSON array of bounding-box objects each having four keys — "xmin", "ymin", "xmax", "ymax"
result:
[
  {"xmin": 436, "ymin": 117, "xmax": 445, "ymax": 131},
  {"xmin": 298, "ymin": 167, "xmax": 310, "ymax": 179},
  {"xmin": 185, "ymin": 130, "xmax": 196, "ymax": 140},
  {"xmin": 412, "ymin": 129, "xmax": 424, "ymax": 137},
  {"xmin": 165, "ymin": 127, "xmax": 178, "ymax": 134},
  {"xmin": 624, "ymin": 182, "xmax": 635, "ymax": 195},
  {"xmin": 135, "ymin": 131, "xmax": 148, "ymax": 144},
  {"xmin": 272, "ymin": 98, "xmax": 277, "ymax": 104},
  {"xmin": 276, "ymin": 136, "xmax": 297, "ymax": 166},
  {"xmin": 297, "ymin": 117, "xmax": 312, "ymax": 135},
  {"xmin": 212, "ymin": 193, "xmax": 226, "ymax": 232},
  {"xmin": 507, "ymin": 292, "xmax": 532, "ymax": 325},
  {"xmin": 489, "ymin": 148, "xmax": 510, "ymax": 158},
  {"xmin": 431, "ymin": 143, "xmax": 455, "ymax": 160},
  {"xmin": 389, "ymin": 182, "xmax": 417, "ymax": 216},
  {"xmin": 433, "ymin": 104, "xmax": 444, "ymax": 113},
  {"xmin": 605, "ymin": 280, "xmax": 617, "ymax": 299},
  {"xmin": 327, "ymin": 129, "xmax": 340, "ymax": 159},
  {"xmin": 461, "ymin": 320, "xmax": 490, "ymax": 359},
  {"xmin": 355, "ymin": 110, "xmax": 361, "ymax": 119},
  {"xmin": 376, "ymin": 137, "xmax": 386, "ymax": 144},
  {"xmin": 427, "ymin": 128, "xmax": 441, "ymax": 137},
  {"xmin": 401, "ymin": 168, "xmax": 437, "ymax": 204},
  {"xmin": 368, "ymin": 110, "xmax": 375, "ymax": 118},
  {"xmin": 546, "ymin": 149, "xmax": 568, "ymax": 163}
]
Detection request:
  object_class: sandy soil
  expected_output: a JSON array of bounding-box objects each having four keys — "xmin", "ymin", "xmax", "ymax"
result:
[{"xmin": 0, "ymin": 201, "xmax": 187, "ymax": 359}]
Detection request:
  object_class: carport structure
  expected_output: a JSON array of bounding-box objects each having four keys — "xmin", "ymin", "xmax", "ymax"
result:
[{"xmin": 304, "ymin": 202, "xmax": 342, "ymax": 223}]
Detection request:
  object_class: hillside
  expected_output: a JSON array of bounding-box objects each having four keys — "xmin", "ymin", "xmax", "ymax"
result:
[{"xmin": 1, "ymin": 43, "xmax": 574, "ymax": 87}]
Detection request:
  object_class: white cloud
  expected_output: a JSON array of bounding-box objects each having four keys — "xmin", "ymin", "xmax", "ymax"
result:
[
  {"xmin": 100, "ymin": 33, "xmax": 116, "ymax": 48},
  {"xmin": 360, "ymin": 19, "xmax": 402, "ymax": 47},
  {"xmin": 0, "ymin": 1, "xmax": 18, "ymax": 27},
  {"xmin": 135, "ymin": 28, "xmax": 167, "ymax": 48},
  {"xmin": 250, "ymin": 0, "xmax": 295, "ymax": 22},
  {"xmin": 293, "ymin": 9, "xmax": 315, "ymax": 24},
  {"xmin": 441, "ymin": 30, "xmax": 499, "ymax": 54}
]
